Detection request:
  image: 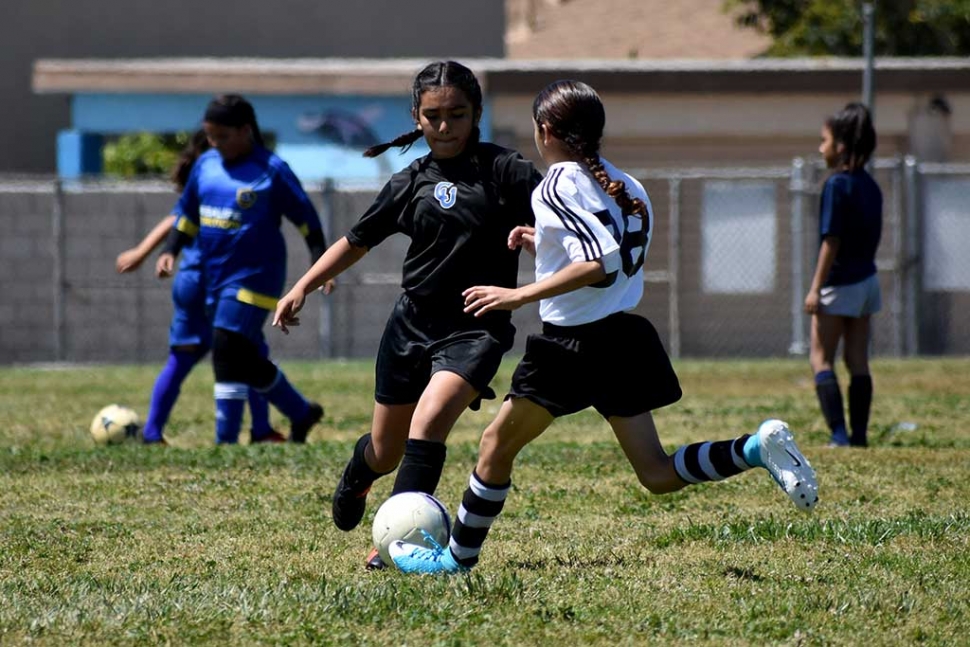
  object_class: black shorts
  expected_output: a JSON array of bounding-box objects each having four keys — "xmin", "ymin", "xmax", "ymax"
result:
[
  {"xmin": 375, "ymin": 293, "xmax": 515, "ymax": 407},
  {"xmin": 508, "ymin": 312, "xmax": 682, "ymax": 419}
]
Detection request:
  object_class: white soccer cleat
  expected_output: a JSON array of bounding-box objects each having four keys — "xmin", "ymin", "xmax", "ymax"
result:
[{"xmin": 757, "ymin": 419, "xmax": 819, "ymax": 512}]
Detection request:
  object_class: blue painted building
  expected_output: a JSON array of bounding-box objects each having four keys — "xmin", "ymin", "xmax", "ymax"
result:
[{"xmin": 42, "ymin": 59, "xmax": 495, "ymax": 183}]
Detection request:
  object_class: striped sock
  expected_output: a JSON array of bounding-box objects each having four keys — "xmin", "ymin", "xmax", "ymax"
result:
[
  {"xmin": 673, "ymin": 436, "xmax": 753, "ymax": 484},
  {"xmin": 449, "ymin": 471, "xmax": 510, "ymax": 567}
]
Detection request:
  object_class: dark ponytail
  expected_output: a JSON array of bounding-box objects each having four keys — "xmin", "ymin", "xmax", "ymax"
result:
[
  {"xmin": 533, "ymin": 80, "xmax": 647, "ymax": 219},
  {"xmin": 203, "ymin": 94, "xmax": 265, "ymax": 147},
  {"xmin": 826, "ymin": 102, "xmax": 877, "ymax": 171},
  {"xmin": 170, "ymin": 129, "xmax": 210, "ymax": 190},
  {"xmin": 364, "ymin": 60, "xmax": 483, "ymax": 158}
]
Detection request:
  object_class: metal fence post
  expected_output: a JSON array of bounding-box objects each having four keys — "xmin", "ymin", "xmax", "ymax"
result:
[
  {"xmin": 667, "ymin": 178, "xmax": 681, "ymax": 359},
  {"xmin": 903, "ymin": 156, "xmax": 920, "ymax": 356},
  {"xmin": 318, "ymin": 179, "xmax": 336, "ymax": 359},
  {"xmin": 52, "ymin": 179, "xmax": 66, "ymax": 362},
  {"xmin": 889, "ymin": 158, "xmax": 904, "ymax": 357},
  {"xmin": 788, "ymin": 157, "xmax": 808, "ymax": 355}
]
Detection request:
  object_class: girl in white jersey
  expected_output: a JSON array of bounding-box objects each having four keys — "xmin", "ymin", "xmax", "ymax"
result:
[{"xmin": 391, "ymin": 80, "xmax": 820, "ymax": 574}]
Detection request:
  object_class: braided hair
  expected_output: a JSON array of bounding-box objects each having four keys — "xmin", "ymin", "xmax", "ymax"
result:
[
  {"xmin": 825, "ymin": 102, "xmax": 877, "ymax": 171},
  {"xmin": 532, "ymin": 80, "xmax": 647, "ymax": 219},
  {"xmin": 364, "ymin": 60, "xmax": 483, "ymax": 158}
]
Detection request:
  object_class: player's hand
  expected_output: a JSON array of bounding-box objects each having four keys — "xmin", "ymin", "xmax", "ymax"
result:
[
  {"xmin": 116, "ymin": 248, "xmax": 145, "ymax": 273},
  {"xmin": 155, "ymin": 253, "xmax": 176, "ymax": 279},
  {"xmin": 508, "ymin": 226, "xmax": 536, "ymax": 255},
  {"xmin": 273, "ymin": 289, "xmax": 306, "ymax": 335},
  {"xmin": 319, "ymin": 279, "xmax": 336, "ymax": 295},
  {"xmin": 804, "ymin": 290, "xmax": 820, "ymax": 315},
  {"xmin": 462, "ymin": 285, "xmax": 524, "ymax": 316}
]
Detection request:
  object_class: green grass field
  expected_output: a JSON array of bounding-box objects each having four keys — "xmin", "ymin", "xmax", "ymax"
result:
[{"xmin": 2, "ymin": 357, "xmax": 968, "ymax": 646}]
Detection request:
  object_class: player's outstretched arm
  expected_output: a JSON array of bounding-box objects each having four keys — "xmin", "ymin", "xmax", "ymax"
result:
[
  {"xmin": 463, "ymin": 259, "xmax": 606, "ymax": 317},
  {"xmin": 273, "ymin": 236, "xmax": 368, "ymax": 334},
  {"xmin": 116, "ymin": 215, "xmax": 177, "ymax": 273}
]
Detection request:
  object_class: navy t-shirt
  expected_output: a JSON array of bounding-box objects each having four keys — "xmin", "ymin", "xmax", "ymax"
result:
[{"xmin": 818, "ymin": 169, "xmax": 883, "ymax": 286}]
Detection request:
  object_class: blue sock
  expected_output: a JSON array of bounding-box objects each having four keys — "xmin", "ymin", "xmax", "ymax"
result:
[
  {"xmin": 143, "ymin": 349, "xmax": 204, "ymax": 442},
  {"xmin": 257, "ymin": 368, "xmax": 310, "ymax": 423},
  {"xmin": 248, "ymin": 390, "xmax": 272, "ymax": 437},
  {"xmin": 742, "ymin": 434, "xmax": 764, "ymax": 468},
  {"xmin": 215, "ymin": 382, "xmax": 247, "ymax": 444},
  {"xmin": 248, "ymin": 339, "xmax": 273, "ymax": 437}
]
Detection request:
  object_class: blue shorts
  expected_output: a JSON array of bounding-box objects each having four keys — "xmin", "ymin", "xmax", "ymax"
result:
[
  {"xmin": 209, "ymin": 286, "xmax": 275, "ymax": 345},
  {"xmin": 169, "ymin": 269, "xmax": 211, "ymax": 348},
  {"xmin": 820, "ymin": 274, "xmax": 882, "ymax": 318}
]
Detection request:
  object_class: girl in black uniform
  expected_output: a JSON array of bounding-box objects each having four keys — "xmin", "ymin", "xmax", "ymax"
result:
[
  {"xmin": 273, "ymin": 60, "xmax": 542, "ymax": 568},
  {"xmin": 390, "ymin": 80, "xmax": 819, "ymax": 574}
]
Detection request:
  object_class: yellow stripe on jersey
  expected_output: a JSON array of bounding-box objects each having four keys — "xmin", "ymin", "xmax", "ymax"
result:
[
  {"xmin": 298, "ymin": 223, "xmax": 310, "ymax": 237},
  {"xmin": 236, "ymin": 288, "xmax": 279, "ymax": 311},
  {"xmin": 176, "ymin": 218, "xmax": 199, "ymax": 237}
]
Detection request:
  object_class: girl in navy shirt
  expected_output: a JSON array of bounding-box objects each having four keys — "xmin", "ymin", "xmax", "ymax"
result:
[{"xmin": 805, "ymin": 102, "xmax": 882, "ymax": 448}]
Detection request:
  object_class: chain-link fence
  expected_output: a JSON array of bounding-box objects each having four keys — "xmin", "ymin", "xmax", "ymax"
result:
[{"xmin": 1, "ymin": 158, "xmax": 968, "ymax": 365}]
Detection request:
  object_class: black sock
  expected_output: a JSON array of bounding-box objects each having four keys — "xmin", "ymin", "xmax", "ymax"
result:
[
  {"xmin": 848, "ymin": 375, "xmax": 873, "ymax": 446},
  {"xmin": 343, "ymin": 433, "xmax": 385, "ymax": 492},
  {"xmin": 815, "ymin": 370, "xmax": 847, "ymax": 438},
  {"xmin": 390, "ymin": 439, "xmax": 447, "ymax": 495}
]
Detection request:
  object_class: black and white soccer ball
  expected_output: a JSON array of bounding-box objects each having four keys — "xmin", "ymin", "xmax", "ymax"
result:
[
  {"xmin": 89, "ymin": 404, "xmax": 141, "ymax": 445},
  {"xmin": 372, "ymin": 491, "xmax": 452, "ymax": 567}
]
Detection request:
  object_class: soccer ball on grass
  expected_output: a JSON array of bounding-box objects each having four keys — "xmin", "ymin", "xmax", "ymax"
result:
[
  {"xmin": 372, "ymin": 491, "xmax": 452, "ymax": 567},
  {"xmin": 90, "ymin": 404, "xmax": 141, "ymax": 445}
]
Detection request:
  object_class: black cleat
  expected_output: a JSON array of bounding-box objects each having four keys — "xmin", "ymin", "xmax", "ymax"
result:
[
  {"xmin": 289, "ymin": 402, "xmax": 323, "ymax": 443},
  {"xmin": 332, "ymin": 434, "xmax": 374, "ymax": 531}
]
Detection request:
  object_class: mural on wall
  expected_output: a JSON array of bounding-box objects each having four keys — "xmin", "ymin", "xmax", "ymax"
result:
[{"xmin": 296, "ymin": 106, "xmax": 394, "ymax": 177}]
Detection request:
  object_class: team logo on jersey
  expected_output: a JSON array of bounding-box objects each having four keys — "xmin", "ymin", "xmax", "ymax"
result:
[
  {"xmin": 433, "ymin": 182, "xmax": 457, "ymax": 209},
  {"xmin": 236, "ymin": 187, "xmax": 258, "ymax": 209}
]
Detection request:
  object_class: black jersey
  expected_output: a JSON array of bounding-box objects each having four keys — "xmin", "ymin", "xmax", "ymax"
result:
[{"xmin": 347, "ymin": 142, "xmax": 542, "ymax": 315}]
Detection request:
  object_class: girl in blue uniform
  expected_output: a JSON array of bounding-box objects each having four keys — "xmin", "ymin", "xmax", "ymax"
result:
[
  {"xmin": 117, "ymin": 131, "xmax": 278, "ymax": 444},
  {"xmin": 273, "ymin": 61, "xmax": 542, "ymax": 569},
  {"xmin": 390, "ymin": 80, "xmax": 818, "ymax": 574},
  {"xmin": 805, "ymin": 102, "xmax": 882, "ymax": 448},
  {"xmin": 161, "ymin": 95, "xmax": 329, "ymax": 444}
]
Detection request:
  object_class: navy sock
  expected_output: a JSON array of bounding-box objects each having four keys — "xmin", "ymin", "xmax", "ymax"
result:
[
  {"xmin": 144, "ymin": 349, "xmax": 204, "ymax": 442},
  {"xmin": 215, "ymin": 382, "xmax": 247, "ymax": 444},
  {"xmin": 257, "ymin": 368, "xmax": 310, "ymax": 423},
  {"xmin": 247, "ymin": 389, "xmax": 272, "ymax": 437},
  {"xmin": 391, "ymin": 439, "xmax": 447, "ymax": 495},
  {"xmin": 815, "ymin": 370, "xmax": 847, "ymax": 441},
  {"xmin": 849, "ymin": 375, "xmax": 873, "ymax": 446}
]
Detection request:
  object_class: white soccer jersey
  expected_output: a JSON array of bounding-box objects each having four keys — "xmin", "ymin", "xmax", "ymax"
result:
[{"xmin": 531, "ymin": 159, "xmax": 653, "ymax": 326}]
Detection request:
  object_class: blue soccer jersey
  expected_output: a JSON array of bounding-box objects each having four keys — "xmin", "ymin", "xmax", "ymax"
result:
[
  {"xmin": 819, "ymin": 169, "xmax": 883, "ymax": 287},
  {"xmin": 173, "ymin": 147, "xmax": 323, "ymax": 309}
]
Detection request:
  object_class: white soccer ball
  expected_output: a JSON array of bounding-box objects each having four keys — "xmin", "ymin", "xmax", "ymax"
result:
[
  {"xmin": 89, "ymin": 404, "xmax": 141, "ymax": 445},
  {"xmin": 372, "ymin": 491, "xmax": 452, "ymax": 567}
]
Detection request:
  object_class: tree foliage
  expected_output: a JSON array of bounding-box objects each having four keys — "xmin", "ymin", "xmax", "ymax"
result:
[
  {"xmin": 102, "ymin": 132, "xmax": 189, "ymax": 178},
  {"xmin": 727, "ymin": 0, "xmax": 970, "ymax": 56}
]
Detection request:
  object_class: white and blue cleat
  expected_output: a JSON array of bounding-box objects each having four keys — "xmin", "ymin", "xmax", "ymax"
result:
[
  {"xmin": 388, "ymin": 531, "xmax": 468, "ymax": 574},
  {"xmin": 756, "ymin": 419, "xmax": 819, "ymax": 512}
]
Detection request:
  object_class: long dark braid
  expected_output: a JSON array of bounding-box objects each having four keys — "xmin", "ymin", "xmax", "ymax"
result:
[
  {"xmin": 364, "ymin": 60, "xmax": 483, "ymax": 159},
  {"xmin": 826, "ymin": 102, "xmax": 877, "ymax": 171},
  {"xmin": 533, "ymin": 80, "xmax": 647, "ymax": 219}
]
